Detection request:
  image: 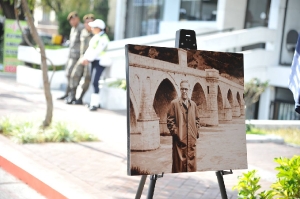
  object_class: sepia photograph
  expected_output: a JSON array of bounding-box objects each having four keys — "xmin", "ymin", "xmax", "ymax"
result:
[{"xmin": 126, "ymin": 44, "xmax": 247, "ymax": 175}]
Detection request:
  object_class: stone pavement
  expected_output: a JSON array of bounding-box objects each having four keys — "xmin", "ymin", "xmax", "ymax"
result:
[{"xmin": 0, "ymin": 75, "xmax": 300, "ymax": 198}]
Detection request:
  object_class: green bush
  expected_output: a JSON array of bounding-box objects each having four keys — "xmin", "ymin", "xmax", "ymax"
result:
[
  {"xmin": 0, "ymin": 117, "xmax": 99, "ymax": 144},
  {"xmin": 233, "ymin": 170, "xmax": 273, "ymax": 199},
  {"xmin": 233, "ymin": 155, "xmax": 300, "ymax": 198},
  {"xmin": 30, "ymin": 64, "xmax": 64, "ymax": 71},
  {"xmin": 107, "ymin": 79, "xmax": 126, "ymax": 90},
  {"xmin": 271, "ymin": 156, "xmax": 300, "ymax": 198},
  {"xmin": 247, "ymin": 128, "xmax": 266, "ymax": 135}
]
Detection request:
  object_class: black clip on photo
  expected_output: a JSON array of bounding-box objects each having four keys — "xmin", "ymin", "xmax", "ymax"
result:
[{"xmin": 175, "ymin": 29, "xmax": 197, "ymax": 50}]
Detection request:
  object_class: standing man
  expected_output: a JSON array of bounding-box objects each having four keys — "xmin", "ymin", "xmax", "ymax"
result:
[
  {"xmin": 167, "ymin": 80, "xmax": 200, "ymax": 173},
  {"xmin": 66, "ymin": 14, "xmax": 95, "ymax": 104},
  {"xmin": 57, "ymin": 11, "xmax": 84, "ymax": 100}
]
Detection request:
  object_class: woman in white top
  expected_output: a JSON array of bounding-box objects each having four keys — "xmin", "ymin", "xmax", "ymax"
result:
[{"xmin": 82, "ymin": 19, "xmax": 110, "ymax": 111}]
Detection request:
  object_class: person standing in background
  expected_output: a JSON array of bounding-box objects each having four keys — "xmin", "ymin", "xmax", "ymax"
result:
[
  {"xmin": 66, "ymin": 14, "xmax": 95, "ymax": 104},
  {"xmin": 57, "ymin": 11, "xmax": 84, "ymax": 100},
  {"xmin": 82, "ymin": 19, "xmax": 110, "ymax": 111}
]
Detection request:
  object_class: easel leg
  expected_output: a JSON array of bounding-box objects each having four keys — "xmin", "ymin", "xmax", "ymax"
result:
[
  {"xmin": 216, "ymin": 170, "xmax": 232, "ymax": 199},
  {"xmin": 147, "ymin": 175, "xmax": 158, "ymax": 199},
  {"xmin": 135, "ymin": 175, "xmax": 147, "ymax": 199},
  {"xmin": 216, "ymin": 171, "xmax": 228, "ymax": 199},
  {"xmin": 146, "ymin": 173, "xmax": 164, "ymax": 199}
]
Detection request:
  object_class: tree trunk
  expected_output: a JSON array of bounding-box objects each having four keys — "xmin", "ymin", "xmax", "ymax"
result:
[
  {"xmin": 20, "ymin": 0, "xmax": 53, "ymax": 127},
  {"xmin": 0, "ymin": 0, "xmax": 25, "ymax": 19}
]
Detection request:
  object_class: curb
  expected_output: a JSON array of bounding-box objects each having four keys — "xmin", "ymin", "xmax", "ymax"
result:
[
  {"xmin": 246, "ymin": 134, "xmax": 285, "ymax": 144},
  {"xmin": 0, "ymin": 135, "xmax": 100, "ymax": 199},
  {"xmin": 0, "ymin": 156, "xmax": 67, "ymax": 199}
]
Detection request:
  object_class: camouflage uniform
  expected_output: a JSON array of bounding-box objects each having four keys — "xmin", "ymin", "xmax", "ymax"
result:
[
  {"xmin": 68, "ymin": 28, "xmax": 93, "ymax": 104},
  {"xmin": 66, "ymin": 23, "xmax": 84, "ymax": 77},
  {"xmin": 59, "ymin": 22, "xmax": 84, "ymax": 100}
]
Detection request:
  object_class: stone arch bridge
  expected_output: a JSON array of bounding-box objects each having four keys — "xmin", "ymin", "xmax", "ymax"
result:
[{"xmin": 128, "ymin": 49, "xmax": 244, "ymax": 151}]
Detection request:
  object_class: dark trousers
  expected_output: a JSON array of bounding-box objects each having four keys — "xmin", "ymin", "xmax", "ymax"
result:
[{"xmin": 91, "ymin": 60, "xmax": 105, "ymax": 94}]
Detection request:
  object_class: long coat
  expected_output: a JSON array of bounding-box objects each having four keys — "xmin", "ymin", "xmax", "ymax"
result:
[{"xmin": 167, "ymin": 98, "xmax": 200, "ymax": 173}]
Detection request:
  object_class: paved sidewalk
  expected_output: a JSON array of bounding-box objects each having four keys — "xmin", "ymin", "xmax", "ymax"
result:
[{"xmin": 0, "ymin": 76, "xmax": 300, "ymax": 198}]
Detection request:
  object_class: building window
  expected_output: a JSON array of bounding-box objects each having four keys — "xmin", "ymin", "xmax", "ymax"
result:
[
  {"xmin": 270, "ymin": 87, "xmax": 300, "ymax": 120},
  {"xmin": 125, "ymin": 0, "xmax": 164, "ymax": 38},
  {"xmin": 179, "ymin": 0, "xmax": 218, "ymax": 21}
]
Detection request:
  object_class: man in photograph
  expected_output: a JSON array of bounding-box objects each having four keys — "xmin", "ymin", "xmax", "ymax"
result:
[{"xmin": 167, "ymin": 80, "xmax": 200, "ymax": 173}]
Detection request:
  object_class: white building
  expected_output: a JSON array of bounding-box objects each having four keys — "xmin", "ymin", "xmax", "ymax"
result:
[{"xmin": 109, "ymin": 0, "xmax": 300, "ymax": 120}]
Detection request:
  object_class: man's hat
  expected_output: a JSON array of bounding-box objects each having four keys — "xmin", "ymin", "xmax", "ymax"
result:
[
  {"xmin": 88, "ymin": 19, "xmax": 105, "ymax": 29},
  {"xmin": 83, "ymin": 14, "xmax": 95, "ymax": 21},
  {"xmin": 67, "ymin": 11, "xmax": 78, "ymax": 20}
]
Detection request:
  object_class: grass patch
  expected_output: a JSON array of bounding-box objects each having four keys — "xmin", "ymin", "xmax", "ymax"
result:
[
  {"xmin": 246, "ymin": 124, "xmax": 300, "ymax": 146},
  {"xmin": 246, "ymin": 128, "xmax": 266, "ymax": 135},
  {"xmin": 0, "ymin": 117, "xmax": 99, "ymax": 144},
  {"xmin": 263, "ymin": 128, "xmax": 300, "ymax": 146}
]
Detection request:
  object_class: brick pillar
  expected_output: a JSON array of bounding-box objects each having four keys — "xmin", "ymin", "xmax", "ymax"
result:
[
  {"xmin": 131, "ymin": 77, "xmax": 160, "ymax": 151},
  {"xmin": 138, "ymin": 77, "xmax": 158, "ymax": 120},
  {"xmin": 178, "ymin": 49, "xmax": 187, "ymax": 67},
  {"xmin": 233, "ymin": 100, "xmax": 241, "ymax": 117},
  {"xmin": 224, "ymin": 98, "xmax": 233, "ymax": 121},
  {"xmin": 205, "ymin": 69, "xmax": 219, "ymax": 126}
]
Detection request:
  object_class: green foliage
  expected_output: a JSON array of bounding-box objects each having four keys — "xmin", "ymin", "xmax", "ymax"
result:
[
  {"xmin": 44, "ymin": 45, "xmax": 66, "ymax": 50},
  {"xmin": 246, "ymin": 127, "xmax": 266, "ymax": 135},
  {"xmin": 107, "ymin": 79, "xmax": 126, "ymax": 90},
  {"xmin": 246, "ymin": 127, "xmax": 300, "ymax": 146},
  {"xmin": 0, "ymin": 36, "xmax": 3, "ymax": 64},
  {"xmin": 233, "ymin": 156, "xmax": 300, "ymax": 198},
  {"xmin": 0, "ymin": 117, "xmax": 99, "ymax": 144},
  {"xmin": 29, "ymin": 64, "xmax": 64, "ymax": 71},
  {"xmin": 233, "ymin": 170, "xmax": 273, "ymax": 199},
  {"xmin": 271, "ymin": 156, "xmax": 300, "ymax": 198},
  {"xmin": 246, "ymin": 123, "xmax": 254, "ymax": 132},
  {"xmin": 262, "ymin": 128, "xmax": 300, "ymax": 146},
  {"xmin": 244, "ymin": 78, "xmax": 269, "ymax": 107},
  {"xmin": 94, "ymin": 0, "xmax": 109, "ymax": 23}
]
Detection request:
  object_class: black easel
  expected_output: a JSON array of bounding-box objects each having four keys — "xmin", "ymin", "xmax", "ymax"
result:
[{"xmin": 134, "ymin": 29, "xmax": 233, "ymax": 199}]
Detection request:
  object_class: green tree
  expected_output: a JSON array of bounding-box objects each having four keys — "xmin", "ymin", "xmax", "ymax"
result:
[
  {"xmin": 38, "ymin": 0, "xmax": 109, "ymax": 38},
  {"xmin": 244, "ymin": 78, "xmax": 269, "ymax": 107},
  {"xmin": 18, "ymin": 0, "xmax": 53, "ymax": 127},
  {"xmin": 0, "ymin": 0, "xmax": 34, "ymax": 19}
]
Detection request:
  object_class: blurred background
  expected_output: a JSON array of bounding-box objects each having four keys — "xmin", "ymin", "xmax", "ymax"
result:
[{"xmin": 0, "ymin": 0, "xmax": 299, "ymax": 120}]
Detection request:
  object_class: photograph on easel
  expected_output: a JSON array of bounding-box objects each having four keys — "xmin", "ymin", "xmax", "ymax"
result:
[{"xmin": 126, "ymin": 44, "xmax": 247, "ymax": 175}]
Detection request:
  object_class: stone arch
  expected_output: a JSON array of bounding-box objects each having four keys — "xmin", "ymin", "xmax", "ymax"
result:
[
  {"xmin": 129, "ymin": 87, "xmax": 139, "ymax": 120},
  {"xmin": 227, "ymin": 89, "xmax": 234, "ymax": 108},
  {"xmin": 217, "ymin": 86, "xmax": 226, "ymax": 121},
  {"xmin": 152, "ymin": 73, "xmax": 179, "ymax": 101},
  {"xmin": 232, "ymin": 90, "xmax": 241, "ymax": 117},
  {"xmin": 237, "ymin": 91, "xmax": 245, "ymax": 116},
  {"xmin": 237, "ymin": 92, "xmax": 241, "ymax": 107},
  {"xmin": 153, "ymin": 78, "xmax": 178, "ymax": 136},
  {"xmin": 191, "ymin": 82, "xmax": 208, "ymax": 125},
  {"xmin": 129, "ymin": 99, "xmax": 138, "ymax": 134},
  {"xmin": 223, "ymin": 89, "xmax": 233, "ymax": 121}
]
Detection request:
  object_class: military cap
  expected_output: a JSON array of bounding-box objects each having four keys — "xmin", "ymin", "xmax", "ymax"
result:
[
  {"xmin": 67, "ymin": 11, "xmax": 78, "ymax": 20},
  {"xmin": 83, "ymin": 14, "xmax": 95, "ymax": 21}
]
